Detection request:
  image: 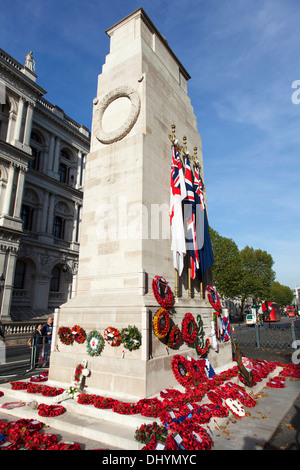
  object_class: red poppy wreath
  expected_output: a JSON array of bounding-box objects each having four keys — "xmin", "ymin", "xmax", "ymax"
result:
[
  {"xmin": 58, "ymin": 326, "xmax": 74, "ymax": 345},
  {"xmin": 37, "ymin": 404, "xmax": 66, "ymax": 417},
  {"xmin": 181, "ymin": 313, "xmax": 197, "ymax": 344},
  {"xmin": 152, "ymin": 276, "xmax": 174, "ymax": 309},
  {"xmin": 167, "ymin": 325, "xmax": 181, "ymax": 348},
  {"xmin": 71, "ymin": 325, "xmax": 86, "ymax": 344},
  {"xmin": 104, "ymin": 326, "xmax": 121, "ymax": 347}
]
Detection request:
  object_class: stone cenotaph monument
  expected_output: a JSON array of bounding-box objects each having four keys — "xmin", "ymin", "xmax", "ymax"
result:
[{"xmin": 49, "ymin": 9, "xmax": 232, "ymax": 400}]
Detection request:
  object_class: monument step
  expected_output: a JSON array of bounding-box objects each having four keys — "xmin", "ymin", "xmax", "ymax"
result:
[
  {"xmin": 0, "ymin": 366, "xmax": 283, "ymax": 450},
  {"xmin": 0, "ymin": 382, "xmax": 156, "ymax": 450}
]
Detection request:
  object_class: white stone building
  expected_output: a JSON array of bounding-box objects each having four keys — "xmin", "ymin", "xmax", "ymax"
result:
[{"xmin": 0, "ymin": 48, "xmax": 90, "ymax": 321}]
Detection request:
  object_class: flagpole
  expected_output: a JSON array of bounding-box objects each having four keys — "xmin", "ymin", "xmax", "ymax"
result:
[{"xmin": 175, "ymin": 268, "xmax": 179, "ymax": 298}]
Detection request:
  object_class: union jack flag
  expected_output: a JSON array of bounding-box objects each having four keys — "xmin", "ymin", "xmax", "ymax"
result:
[
  {"xmin": 170, "ymin": 146, "xmax": 186, "ymax": 275},
  {"xmin": 194, "ymin": 166, "xmax": 205, "ymax": 252},
  {"xmin": 184, "ymin": 157, "xmax": 199, "ymax": 279}
]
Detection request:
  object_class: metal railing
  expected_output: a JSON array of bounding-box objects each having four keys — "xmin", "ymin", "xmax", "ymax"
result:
[
  {"xmin": 233, "ymin": 319, "xmax": 300, "ymax": 349},
  {"xmin": 0, "ymin": 341, "xmax": 51, "ymax": 380}
]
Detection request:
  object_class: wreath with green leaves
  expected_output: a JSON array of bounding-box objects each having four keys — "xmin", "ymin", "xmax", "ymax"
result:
[
  {"xmin": 120, "ymin": 325, "xmax": 142, "ymax": 351},
  {"xmin": 58, "ymin": 326, "xmax": 74, "ymax": 345},
  {"xmin": 86, "ymin": 330, "xmax": 105, "ymax": 357}
]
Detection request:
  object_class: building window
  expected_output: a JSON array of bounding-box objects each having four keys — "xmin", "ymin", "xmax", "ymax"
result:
[
  {"xmin": 53, "ymin": 216, "xmax": 64, "ymax": 239},
  {"xmin": 58, "ymin": 162, "xmax": 68, "ymax": 183},
  {"xmin": 60, "ymin": 149, "xmax": 71, "ymax": 160},
  {"xmin": 50, "ymin": 266, "xmax": 61, "ymax": 292},
  {"xmin": 29, "ymin": 131, "xmax": 43, "ymax": 171},
  {"xmin": 21, "ymin": 204, "xmax": 32, "ymax": 231},
  {"xmin": 28, "ymin": 147, "xmax": 40, "ymax": 170},
  {"xmin": 14, "ymin": 260, "xmax": 26, "ymax": 289}
]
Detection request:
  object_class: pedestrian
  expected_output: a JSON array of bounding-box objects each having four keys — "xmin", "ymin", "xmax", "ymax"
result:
[
  {"xmin": 30, "ymin": 324, "xmax": 44, "ymax": 367},
  {"xmin": 42, "ymin": 317, "xmax": 53, "ymax": 365}
]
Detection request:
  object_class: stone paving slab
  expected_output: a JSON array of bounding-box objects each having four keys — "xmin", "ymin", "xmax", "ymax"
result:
[{"xmin": 212, "ymin": 378, "xmax": 300, "ymax": 450}]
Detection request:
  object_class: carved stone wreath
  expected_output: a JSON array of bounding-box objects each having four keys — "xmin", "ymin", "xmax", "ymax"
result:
[{"xmin": 93, "ymin": 85, "xmax": 141, "ymax": 144}]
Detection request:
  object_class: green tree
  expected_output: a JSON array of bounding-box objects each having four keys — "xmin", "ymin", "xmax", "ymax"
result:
[
  {"xmin": 240, "ymin": 246, "xmax": 276, "ymax": 305},
  {"xmin": 270, "ymin": 281, "xmax": 294, "ymax": 307},
  {"xmin": 209, "ymin": 227, "xmax": 243, "ymax": 298}
]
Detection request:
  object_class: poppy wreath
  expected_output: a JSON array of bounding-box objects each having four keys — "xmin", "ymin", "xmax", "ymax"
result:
[
  {"xmin": 224, "ymin": 398, "xmax": 245, "ymax": 418},
  {"xmin": 195, "ymin": 338, "xmax": 210, "ymax": 357},
  {"xmin": 165, "ymin": 422, "xmax": 213, "ymax": 451},
  {"xmin": 266, "ymin": 376, "xmax": 286, "ymax": 388},
  {"xmin": 202, "ymin": 403, "xmax": 229, "ymax": 418},
  {"xmin": 141, "ymin": 438, "xmax": 159, "ymax": 451},
  {"xmin": 104, "ymin": 326, "xmax": 121, "ymax": 347},
  {"xmin": 71, "ymin": 325, "xmax": 86, "ymax": 344},
  {"xmin": 37, "ymin": 403, "xmax": 66, "ymax": 417},
  {"xmin": 153, "ymin": 308, "xmax": 170, "ymax": 339},
  {"xmin": 0, "ymin": 441, "xmax": 19, "ymax": 450},
  {"xmin": 58, "ymin": 326, "xmax": 74, "ymax": 345},
  {"xmin": 30, "ymin": 371, "xmax": 48, "ymax": 382},
  {"xmin": 135, "ymin": 422, "xmax": 167, "ymax": 445},
  {"xmin": 224, "ymin": 382, "xmax": 257, "ymax": 407},
  {"xmin": 94, "ymin": 396, "xmax": 116, "ymax": 410},
  {"xmin": 171, "ymin": 354, "xmax": 204, "ymax": 388},
  {"xmin": 86, "ymin": 330, "xmax": 105, "ymax": 357},
  {"xmin": 181, "ymin": 313, "xmax": 197, "ymax": 344},
  {"xmin": 152, "ymin": 276, "xmax": 174, "ymax": 309},
  {"xmin": 206, "ymin": 285, "xmax": 222, "ymax": 311},
  {"xmin": 167, "ymin": 324, "xmax": 181, "ymax": 348},
  {"xmin": 112, "ymin": 401, "xmax": 141, "ymax": 415},
  {"xmin": 120, "ymin": 325, "xmax": 142, "ymax": 351},
  {"xmin": 188, "ymin": 356, "xmax": 207, "ymax": 382},
  {"xmin": 171, "ymin": 355, "xmax": 191, "ymax": 388},
  {"xmin": 189, "ymin": 425, "xmax": 213, "ymax": 450},
  {"xmin": 74, "ymin": 363, "xmax": 84, "ymax": 382},
  {"xmin": 10, "ymin": 381, "xmax": 28, "ymax": 390},
  {"xmin": 7, "ymin": 419, "xmax": 43, "ymax": 444},
  {"xmin": 207, "ymin": 390, "xmax": 223, "ymax": 406},
  {"xmin": 280, "ymin": 363, "xmax": 300, "ymax": 378},
  {"xmin": 77, "ymin": 393, "xmax": 97, "ymax": 405},
  {"xmin": 25, "ymin": 432, "xmax": 58, "ymax": 450},
  {"xmin": 42, "ymin": 385, "xmax": 64, "ymax": 397},
  {"xmin": 26, "ymin": 383, "xmax": 43, "ymax": 394},
  {"xmin": 48, "ymin": 442, "xmax": 81, "ymax": 450},
  {"xmin": 137, "ymin": 398, "xmax": 163, "ymax": 418},
  {"xmin": 0, "ymin": 419, "xmax": 11, "ymax": 435}
]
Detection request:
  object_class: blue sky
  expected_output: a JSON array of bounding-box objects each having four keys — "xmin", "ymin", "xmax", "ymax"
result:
[{"xmin": 1, "ymin": 0, "xmax": 299, "ymax": 289}]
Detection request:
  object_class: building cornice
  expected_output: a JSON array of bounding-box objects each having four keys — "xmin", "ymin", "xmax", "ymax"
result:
[
  {"xmin": 0, "ymin": 140, "xmax": 33, "ymax": 170},
  {"xmin": 0, "ymin": 48, "xmax": 47, "ymax": 100}
]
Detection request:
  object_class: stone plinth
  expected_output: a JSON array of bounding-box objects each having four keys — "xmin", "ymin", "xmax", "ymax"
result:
[{"xmin": 49, "ymin": 8, "xmax": 232, "ymax": 400}]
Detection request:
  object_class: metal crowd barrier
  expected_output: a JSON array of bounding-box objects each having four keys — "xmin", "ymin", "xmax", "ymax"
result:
[{"xmin": 0, "ymin": 341, "xmax": 51, "ymax": 380}]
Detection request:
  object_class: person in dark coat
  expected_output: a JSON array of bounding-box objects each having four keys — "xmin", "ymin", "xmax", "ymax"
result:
[
  {"xmin": 30, "ymin": 324, "xmax": 44, "ymax": 367},
  {"xmin": 42, "ymin": 317, "xmax": 53, "ymax": 365}
]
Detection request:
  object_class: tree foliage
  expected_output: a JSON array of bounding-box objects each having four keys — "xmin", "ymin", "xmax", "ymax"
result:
[
  {"xmin": 209, "ymin": 228, "xmax": 277, "ymax": 305},
  {"xmin": 209, "ymin": 227, "xmax": 243, "ymax": 298},
  {"xmin": 269, "ymin": 281, "xmax": 294, "ymax": 307},
  {"xmin": 239, "ymin": 245, "xmax": 276, "ymax": 303}
]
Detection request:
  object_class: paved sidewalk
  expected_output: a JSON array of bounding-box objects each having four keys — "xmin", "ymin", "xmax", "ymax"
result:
[{"xmin": 212, "ymin": 375, "xmax": 300, "ymax": 450}]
